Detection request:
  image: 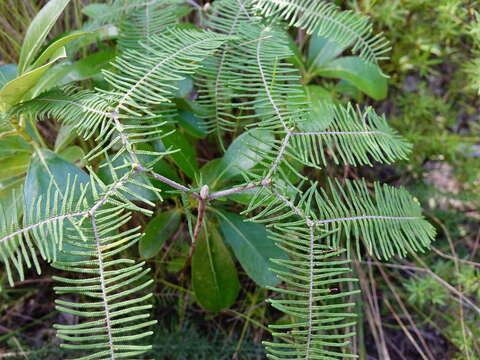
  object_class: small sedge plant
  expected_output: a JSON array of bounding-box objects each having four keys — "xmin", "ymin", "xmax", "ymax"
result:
[{"xmin": 0, "ymin": 0, "xmax": 436, "ymax": 359}]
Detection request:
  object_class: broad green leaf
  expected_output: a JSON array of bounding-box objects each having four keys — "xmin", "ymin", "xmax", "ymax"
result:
[
  {"xmin": 139, "ymin": 209, "xmax": 181, "ymax": 258},
  {"xmin": 0, "ymin": 135, "xmax": 33, "ymax": 160},
  {"xmin": 58, "ymin": 146, "xmax": 85, "ymax": 164},
  {"xmin": 304, "ymin": 86, "xmax": 333, "ymax": 130},
  {"xmin": 308, "ymin": 34, "xmax": 348, "ymax": 69},
  {"xmin": 175, "ymin": 97, "xmax": 209, "ymax": 119},
  {"xmin": 296, "ymin": 85, "xmax": 334, "ymax": 132},
  {"xmin": 156, "ymin": 127, "xmax": 198, "ymax": 179},
  {"xmin": 0, "ymin": 135, "xmax": 33, "ymax": 184},
  {"xmin": 82, "ymin": 3, "xmax": 112, "ymax": 18},
  {"xmin": 217, "ymin": 211, "xmax": 287, "ymax": 287},
  {"xmin": 220, "ymin": 129, "xmax": 274, "ymax": 179},
  {"xmin": 0, "ymin": 47, "xmax": 66, "ymax": 106},
  {"xmin": 0, "ymin": 179, "xmax": 23, "ymax": 216},
  {"xmin": 176, "ymin": 110, "xmax": 208, "ymax": 138},
  {"xmin": 24, "ymin": 149, "xmax": 90, "ymax": 262},
  {"xmin": 31, "ymin": 31, "xmax": 89, "ymax": 69},
  {"xmin": 18, "ymin": 0, "xmax": 71, "ymax": 74},
  {"xmin": 67, "ymin": 25, "xmax": 118, "ymax": 55},
  {"xmin": 25, "ymin": 62, "xmax": 71, "ymax": 99},
  {"xmin": 0, "ymin": 178, "xmax": 24, "ymax": 267},
  {"xmin": 174, "ymin": 76, "xmax": 193, "ymax": 98},
  {"xmin": 0, "ymin": 154, "xmax": 31, "ymax": 182},
  {"xmin": 27, "ymin": 49, "xmax": 115, "ymax": 98},
  {"xmin": 198, "ymin": 159, "xmax": 223, "ymax": 189},
  {"xmin": 192, "ymin": 226, "xmax": 240, "ymax": 312},
  {"xmin": 0, "ymin": 64, "xmax": 17, "ymax": 88},
  {"xmin": 285, "ymin": 31, "xmax": 305, "ymax": 70},
  {"xmin": 54, "ymin": 124, "xmax": 76, "ymax": 153},
  {"xmin": 335, "ymin": 79, "xmax": 362, "ymax": 100},
  {"xmin": 57, "ymin": 49, "xmax": 115, "ymax": 86},
  {"xmin": 315, "ymin": 56, "xmax": 388, "ymax": 100}
]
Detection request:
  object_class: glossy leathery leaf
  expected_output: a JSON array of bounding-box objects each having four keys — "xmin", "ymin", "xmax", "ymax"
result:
[
  {"xmin": 217, "ymin": 210, "xmax": 287, "ymax": 287},
  {"xmin": 192, "ymin": 225, "xmax": 240, "ymax": 312},
  {"xmin": 0, "ymin": 48, "xmax": 67, "ymax": 106},
  {"xmin": 139, "ymin": 209, "xmax": 181, "ymax": 258},
  {"xmin": 156, "ymin": 127, "xmax": 199, "ymax": 179},
  {"xmin": 219, "ymin": 129, "xmax": 275, "ymax": 180},
  {"xmin": 18, "ymin": 0, "xmax": 71, "ymax": 74},
  {"xmin": 0, "ymin": 64, "xmax": 17, "ymax": 88},
  {"xmin": 24, "ymin": 149, "xmax": 91, "ymax": 262},
  {"xmin": 315, "ymin": 56, "xmax": 388, "ymax": 100}
]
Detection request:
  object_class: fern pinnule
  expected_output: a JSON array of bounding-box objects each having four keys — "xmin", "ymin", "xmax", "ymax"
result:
[
  {"xmin": 0, "ymin": 175, "xmax": 96, "ymax": 285},
  {"xmin": 228, "ymin": 25, "xmax": 307, "ymax": 132},
  {"xmin": 11, "ymin": 88, "xmax": 112, "ymax": 142}
]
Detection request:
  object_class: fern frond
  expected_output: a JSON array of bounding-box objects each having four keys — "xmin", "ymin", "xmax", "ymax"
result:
[
  {"xmin": 0, "ymin": 189, "xmax": 41, "ymax": 286},
  {"xmin": 12, "ymin": 88, "xmax": 173, "ymax": 162},
  {"xmin": 83, "ymin": 0, "xmax": 184, "ymax": 31},
  {"xmin": 244, "ymin": 177, "xmax": 435, "ymax": 260},
  {"xmin": 252, "ymin": 0, "xmax": 390, "ymax": 64},
  {"xmin": 0, "ymin": 175, "xmax": 91, "ymax": 285},
  {"xmin": 290, "ymin": 103, "xmax": 412, "ymax": 167},
  {"xmin": 0, "ymin": 163, "xmax": 160, "ymax": 286},
  {"xmin": 11, "ymin": 88, "xmax": 112, "ymax": 143},
  {"xmin": 264, "ymin": 232, "xmax": 358, "ymax": 360},
  {"xmin": 117, "ymin": 0, "xmax": 190, "ymax": 51},
  {"xmin": 52, "ymin": 206, "xmax": 156, "ymax": 359},
  {"xmin": 103, "ymin": 28, "xmax": 232, "ymax": 115},
  {"xmin": 313, "ymin": 179, "xmax": 436, "ymax": 260},
  {"xmin": 195, "ymin": 0, "xmax": 257, "ymax": 144},
  {"xmin": 227, "ymin": 25, "xmax": 307, "ymax": 132},
  {"xmin": 234, "ymin": 101, "xmax": 410, "ymax": 192}
]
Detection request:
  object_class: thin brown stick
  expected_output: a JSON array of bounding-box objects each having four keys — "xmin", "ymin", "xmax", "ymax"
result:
[
  {"xmin": 192, "ymin": 185, "xmax": 209, "ymax": 244},
  {"xmin": 431, "ymin": 246, "xmax": 480, "ymax": 267},
  {"xmin": 376, "ymin": 262, "xmax": 435, "ymax": 360},
  {"xmin": 384, "ymin": 298, "xmax": 430, "ymax": 360},
  {"xmin": 357, "ymin": 260, "xmax": 480, "ymax": 315},
  {"xmin": 430, "ymin": 215, "xmax": 473, "ymax": 360},
  {"xmin": 179, "ymin": 185, "xmax": 209, "ymax": 281}
]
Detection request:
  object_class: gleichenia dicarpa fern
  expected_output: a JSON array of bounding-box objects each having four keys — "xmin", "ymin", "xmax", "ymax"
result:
[{"xmin": 0, "ymin": 0, "xmax": 436, "ymax": 358}]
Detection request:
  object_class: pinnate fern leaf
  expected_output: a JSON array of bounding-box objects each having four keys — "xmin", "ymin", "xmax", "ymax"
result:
[
  {"xmin": 103, "ymin": 28, "xmax": 233, "ymax": 114},
  {"xmin": 290, "ymin": 103, "xmax": 412, "ymax": 167},
  {"xmin": 117, "ymin": 0, "xmax": 190, "ymax": 51},
  {"xmin": 252, "ymin": 0, "xmax": 390, "ymax": 64},
  {"xmin": 195, "ymin": 0, "xmax": 257, "ymax": 143},
  {"xmin": 52, "ymin": 206, "xmax": 156, "ymax": 359},
  {"xmin": 313, "ymin": 179, "xmax": 436, "ymax": 260},
  {"xmin": 265, "ymin": 237, "xmax": 359, "ymax": 360}
]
